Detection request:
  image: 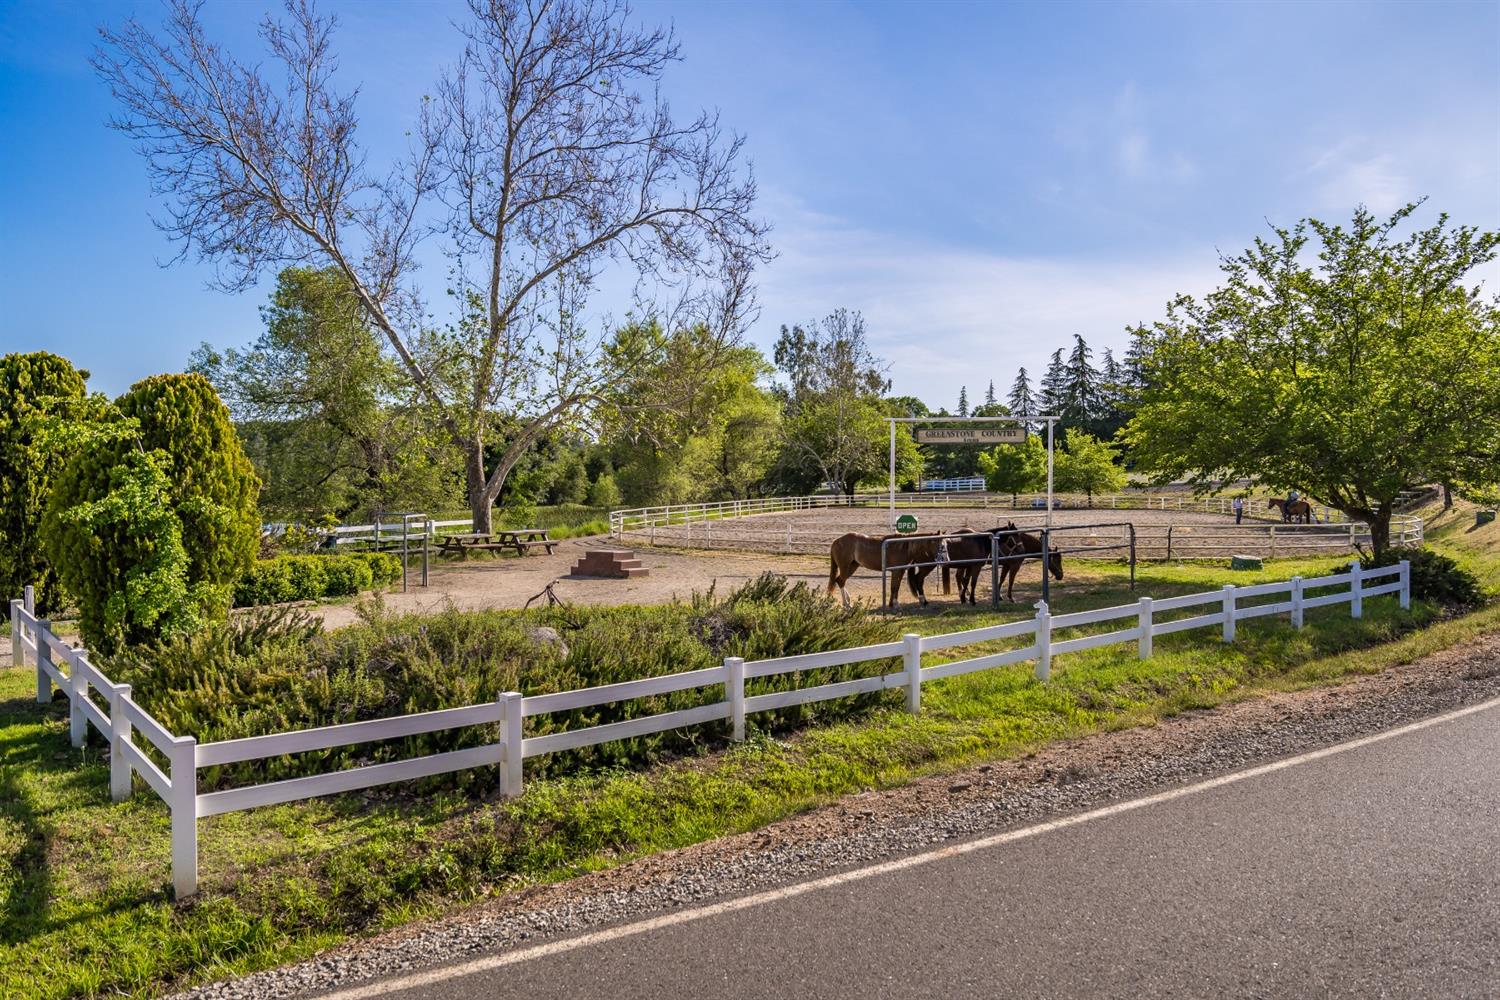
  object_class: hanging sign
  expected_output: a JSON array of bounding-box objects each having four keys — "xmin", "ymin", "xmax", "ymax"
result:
[{"xmin": 915, "ymin": 427, "xmax": 1025, "ymax": 445}]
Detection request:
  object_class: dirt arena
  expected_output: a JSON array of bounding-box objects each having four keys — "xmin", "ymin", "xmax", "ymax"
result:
[{"xmin": 311, "ymin": 504, "xmax": 1366, "ymax": 628}]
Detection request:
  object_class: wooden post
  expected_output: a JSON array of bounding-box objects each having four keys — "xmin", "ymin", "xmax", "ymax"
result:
[
  {"xmin": 111, "ymin": 683, "xmax": 134, "ymax": 801},
  {"xmin": 1222, "ymin": 585, "xmax": 1236, "ymax": 643},
  {"xmin": 500, "ymin": 691, "xmax": 524, "ymax": 798},
  {"xmin": 903, "ymin": 634, "xmax": 922, "ymax": 713},
  {"xmin": 8, "ymin": 599, "xmax": 21, "ymax": 672},
  {"xmin": 726, "ymin": 657, "xmax": 746, "ymax": 741},
  {"xmin": 1291, "ymin": 576, "xmax": 1304, "ymax": 628},
  {"xmin": 1399, "ymin": 560, "xmax": 1411, "ymax": 610},
  {"xmin": 1034, "ymin": 601, "xmax": 1052, "ymax": 681},
  {"xmin": 69, "ymin": 648, "xmax": 88, "ymax": 748},
  {"xmin": 35, "ymin": 619, "xmax": 52, "ymax": 704},
  {"xmin": 1137, "ymin": 597, "xmax": 1153, "ymax": 658},
  {"xmin": 1350, "ymin": 561, "xmax": 1363, "ymax": 619},
  {"xmin": 169, "ymin": 736, "xmax": 198, "ymax": 899}
]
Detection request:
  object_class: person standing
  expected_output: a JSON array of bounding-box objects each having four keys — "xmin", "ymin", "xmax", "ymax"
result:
[{"xmin": 1233, "ymin": 496, "xmax": 1244, "ymax": 525}]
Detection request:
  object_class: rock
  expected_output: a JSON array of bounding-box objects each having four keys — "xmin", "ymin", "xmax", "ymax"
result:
[
  {"xmin": 523, "ymin": 625, "xmax": 569, "ymax": 660},
  {"xmin": 1230, "ymin": 554, "xmax": 1263, "ymax": 571},
  {"xmin": 1477, "ymin": 510, "xmax": 1496, "ymax": 527}
]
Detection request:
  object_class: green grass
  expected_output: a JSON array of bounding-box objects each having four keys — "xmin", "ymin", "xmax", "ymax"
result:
[{"xmin": 3, "ymin": 549, "xmax": 1496, "ymax": 997}]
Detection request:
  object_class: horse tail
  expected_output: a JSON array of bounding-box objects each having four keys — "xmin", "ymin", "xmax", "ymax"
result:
[{"xmin": 827, "ymin": 550, "xmax": 839, "ymax": 595}]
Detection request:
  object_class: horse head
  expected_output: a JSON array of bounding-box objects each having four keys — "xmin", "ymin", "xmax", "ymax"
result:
[{"xmin": 1047, "ymin": 548, "xmax": 1064, "ymax": 580}]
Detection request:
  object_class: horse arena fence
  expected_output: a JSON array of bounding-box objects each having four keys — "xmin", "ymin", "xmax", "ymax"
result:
[
  {"xmin": 10, "ymin": 558, "xmax": 1409, "ymax": 898},
  {"xmin": 608, "ymin": 493, "xmax": 1424, "ymax": 560}
]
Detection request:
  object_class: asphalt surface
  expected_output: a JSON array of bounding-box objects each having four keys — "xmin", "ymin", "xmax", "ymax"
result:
[{"xmin": 331, "ymin": 698, "xmax": 1500, "ymax": 1000}]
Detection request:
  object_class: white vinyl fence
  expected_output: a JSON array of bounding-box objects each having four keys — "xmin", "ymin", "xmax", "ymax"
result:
[{"xmin": 10, "ymin": 559, "xmax": 1409, "ymax": 899}]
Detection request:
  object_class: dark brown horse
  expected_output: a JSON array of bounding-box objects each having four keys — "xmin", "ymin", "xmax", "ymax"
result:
[
  {"xmin": 940, "ymin": 527, "xmax": 1022, "ymax": 604},
  {"xmin": 828, "ymin": 532, "xmax": 950, "ymax": 609},
  {"xmin": 995, "ymin": 522, "xmax": 1064, "ymax": 601},
  {"xmin": 1267, "ymin": 497, "xmax": 1313, "ymax": 523}
]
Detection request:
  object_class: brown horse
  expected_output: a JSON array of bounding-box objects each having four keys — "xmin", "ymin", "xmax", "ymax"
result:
[
  {"xmin": 940, "ymin": 527, "xmax": 1022, "ymax": 604},
  {"xmin": 995, "ymin": 522, "xmax": 1064, "ymax": 602},
  {"xmin": 1267, "ymin": 497, "xmax": 1313, "ymax": 523},
  {"xmin": 827, "ymin": 532, "xmax": 950, "ymax": 609}
]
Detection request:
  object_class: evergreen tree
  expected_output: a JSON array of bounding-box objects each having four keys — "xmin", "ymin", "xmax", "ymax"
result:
[
  {"xmin": 984, "ymin": 380, "xmax": 997, "ymax": 407},
  {"xmin": 1039, "ymin": 349, "xmax": 1067, "ymax": 416},
  {"xmin": 1098, "ymin": 348, "xmax": 1126, "ymax": 437},
  {"xmin": 1060, "ymin": 334, "xmax": 1099, "ymax": 431},
  {"xmin": 957, "ymin": 385, "xmax": 969, "ymax": 417},
  {"xmin": 1007, "ymin": 368, "xmax": 1035, "ymax": 418}
]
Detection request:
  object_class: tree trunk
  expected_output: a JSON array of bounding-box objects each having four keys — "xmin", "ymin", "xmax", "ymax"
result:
[
  {"xmin": 1443, "ymin": 482, "xmax": 1453, "ymax": 508},
  {"xmin": 465, "ymin": 443, "xmax": 494, "ymax": 534},
  {"xmin": 1369, "ymin": 505, "xmax": 1392, "ymax": 560}
]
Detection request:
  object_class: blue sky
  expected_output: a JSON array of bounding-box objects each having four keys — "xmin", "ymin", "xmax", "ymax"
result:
[{"xmin": 2, "ymin": 0, "xmax": 1497, "ymax": 408}]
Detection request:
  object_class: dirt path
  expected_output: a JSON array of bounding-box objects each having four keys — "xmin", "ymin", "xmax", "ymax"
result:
[{"xmin": 313, "ymin": 537, "xmax": 875, "ymax": 629}]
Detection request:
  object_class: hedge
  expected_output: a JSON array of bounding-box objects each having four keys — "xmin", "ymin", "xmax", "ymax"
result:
[{"xmin": 234, "ymin": 552, "xmax": 402, "ymax": 607}]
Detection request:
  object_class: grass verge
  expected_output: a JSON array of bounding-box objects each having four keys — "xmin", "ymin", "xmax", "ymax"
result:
[{"xmin": 1, "ymin": 553, "xmax": 1495, "ymax": 998}]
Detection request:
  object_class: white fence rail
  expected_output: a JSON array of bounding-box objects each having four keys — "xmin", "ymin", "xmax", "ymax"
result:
[
  {"xmin": 609, "ymin": 493, "xmax": 1423, "ymax": 558},
  {"xmin": 9, "ymin": 559, "xmax": 1409, "ymax": 899}
]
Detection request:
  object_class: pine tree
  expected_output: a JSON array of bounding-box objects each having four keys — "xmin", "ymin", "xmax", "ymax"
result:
[
  {"xmin": 1039, "ymin": 349, "xmax": 1067, "ymax": 416},
  {"xmin": 1007, "ymin": 368, "xmax": 1035, "ymax": 418},
  {"xmin": 957, "ymin": 385, "xmax": 969, "ymax": 417},
  {"xmin": 984, "ymin": 380, "xmax": 997, "ymax": 407},
  {"xmin": 1061, "ymin": 334, "xmax": 1099, "ymax": 430},
  {"xmin": 1099, "ymin": 348, "xmax": 1125, "ymax": 435}
]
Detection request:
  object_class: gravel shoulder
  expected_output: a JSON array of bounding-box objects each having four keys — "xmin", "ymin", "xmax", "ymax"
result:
[{"xmin": 176, "ymin": 630, "xmax": 1500, "ymax": 1000}]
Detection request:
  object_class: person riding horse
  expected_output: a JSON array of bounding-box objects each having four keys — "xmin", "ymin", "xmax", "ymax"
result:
[{"xmin": 1268, "ymin": 496, "xmax": 1313, "ymax": 523}]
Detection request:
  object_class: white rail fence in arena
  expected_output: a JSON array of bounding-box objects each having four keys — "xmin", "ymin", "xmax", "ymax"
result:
[
  {"xmin": 607, "ymin": 493, "xmax": 1423, "ymax": 558},
  {"xmin": 10, "ymin": 558, "xmax": 1409, "ymax": 898}
]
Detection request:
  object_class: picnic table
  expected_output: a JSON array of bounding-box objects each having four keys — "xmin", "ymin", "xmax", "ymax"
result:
[{"xmin": 437, "ymin": 529, "xmax": 557, "ymax": 559}]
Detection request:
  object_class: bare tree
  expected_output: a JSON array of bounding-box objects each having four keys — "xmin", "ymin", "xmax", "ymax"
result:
[{"xmin": 96, "ymin": 0, "xmax": 770, "ymax": 530}]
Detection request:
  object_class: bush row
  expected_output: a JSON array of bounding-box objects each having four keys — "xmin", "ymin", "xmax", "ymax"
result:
[
  {"xmin": 233, "ymin": 553, "xmax": 403, "ymax": 607},
  {"xmin": 110, "ymin": 574, "xmax": 899, "ymax": 789}
]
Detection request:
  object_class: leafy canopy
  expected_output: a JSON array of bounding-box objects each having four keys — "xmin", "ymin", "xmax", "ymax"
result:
[{"xmin": 1124, "ymin": 204, "xmax": 1500, "ymax": 555}]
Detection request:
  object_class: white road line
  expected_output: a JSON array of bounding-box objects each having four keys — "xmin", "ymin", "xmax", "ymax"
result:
[{"xmin": 316, "ymin": 694, "xmax": 1500, "ymax": 1000}]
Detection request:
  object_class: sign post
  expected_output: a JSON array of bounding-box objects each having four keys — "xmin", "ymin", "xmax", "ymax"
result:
[{"xmin": 886, "ymin": 415, "xmax": 1058, "ymax": 528}]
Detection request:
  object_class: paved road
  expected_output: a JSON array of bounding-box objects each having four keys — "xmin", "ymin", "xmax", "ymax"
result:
[{"xmin": 330, "ymin": 699, "xmax": 1500, "ymax": 1000}]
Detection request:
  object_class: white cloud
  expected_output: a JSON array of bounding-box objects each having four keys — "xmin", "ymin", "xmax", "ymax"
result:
[
  {"xmin": 1304, "ymin": 141, "xmax": 1409, "ymax": 215},
  {"xmin": 749, "ymin": 198, "xmax": 1222, "ymax": 406}
]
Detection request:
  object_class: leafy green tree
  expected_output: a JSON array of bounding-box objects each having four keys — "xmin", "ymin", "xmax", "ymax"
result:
[
  {"xmin": 43, "ymin": 374, "xmax": 260, "ymax": 651},
  {"xmin": 1124, "ymin": 204, "xmax": 1500, "ymax": 555},
  {"xmin": 1053, "ymin": 430, "xmax": 1126, "ymax": 504},
  {"xmin": 192, "ymin": 267, "xmax": 461, "ymax": 520},
  {"xmin": 978, "ymin": 435, "xmax": 1047, "ymax": 502},
  {"xmin": 0, "ymin": 353, "xmax": 91, "ymax": 613},
  {"xmin": 587, "ymin": 472, "xmax": 622, "ymax": 508},
  {"xmin": 772, "ymin": 309, "xmax": 912, "ymax": 497}
]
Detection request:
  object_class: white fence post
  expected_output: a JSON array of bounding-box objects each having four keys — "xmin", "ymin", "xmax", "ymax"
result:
[
  {"xmin": 110, "ymin": 683, "xmax": 133, "ymax": 801},
  {"xmin": 1222, "ymin": 585, "xmax": 1236, "ymax": 643},
  {"xmin": 1291, "ymin": 576, "xmax": 1304, "ymax": 629},
  {"xmin": 500, "ymin": 691, "xmax": 524, "ymax": 798},
  {"xmin": 169, "ymin": 736, "xmax": 198, "ymax": 899},
  {"xmin": 1350, "ymin": 560, "xmax": 1363, "ymax": 619},
  {"xmin": 1269, "ymin": 525, "xmax": 1277, "ymax": 558},
  {"xmin": 1034, "ymin": 601, "xmax": 1052, "ymax": 681},
  {"xmin": 726, "ymin": 657, "xmax": 746, "ymax": 741},
  {"xmin": 35, "ymin": 619, "xmax": 52, "ymax": 703},
  {"xmin": 8, "ymin": 599, "xmax": 20, "ymax": 672},
  {"xmin": 1137, "ymin": 597, "xmax": 1153, "ymax": 659},
  {"xmin": 903, "ymin": 633, "xmax": 922, "ymax": 713},
  {"xmin": 69, "ymin": 649, "xmax": 88, "ymax": 748},
  {"xmin": 1399, "ymin": 559, "xmax": 1411, "ymax": 610}
]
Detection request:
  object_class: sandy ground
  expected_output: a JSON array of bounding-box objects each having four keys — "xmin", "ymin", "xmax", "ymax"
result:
[{"xmin": 313, "ymin": 538, "xmax": 884, "ymax": 629}]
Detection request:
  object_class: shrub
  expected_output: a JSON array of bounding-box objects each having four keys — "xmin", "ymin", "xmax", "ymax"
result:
[
  {"xmin": 1362, "ymin": 546, "xmax": 1483, "ymax": 610},
  {"xmin": 234, "ymin": 552, "xmax": 397, "ymax": 607},
  {"xmin": 44, "ymin": 374, "xmax": 260, "ymax": 650},
  {"xmin": 587, "ymin": 472, "xmax": 621, "ymax": 508},
  {"xmin": 115, "ymin": 574, "xmax": 897, "ymax": 789},
  {"xmin": 0, "ymin": 352, "xmax": 89, "ymax": 614}
]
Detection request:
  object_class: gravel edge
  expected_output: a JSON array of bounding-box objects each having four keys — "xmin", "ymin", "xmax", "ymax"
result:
[{"xmin": 174, "ymin": 633, "xmax": 1500, "ymax": 1000}]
